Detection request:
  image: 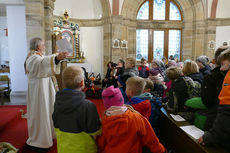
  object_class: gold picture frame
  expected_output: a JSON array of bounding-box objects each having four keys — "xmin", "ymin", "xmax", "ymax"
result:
[{"xmin": 53, "ymin": 11, "xmax": 84, "ymax": 63}]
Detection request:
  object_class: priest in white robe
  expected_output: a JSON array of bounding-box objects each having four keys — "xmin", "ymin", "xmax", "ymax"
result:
[{"xmin": 25, "ymin": 37, "xmax": 68, "ymax": 150}]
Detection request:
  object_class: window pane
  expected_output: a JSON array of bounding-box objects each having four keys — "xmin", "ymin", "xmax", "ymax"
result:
[
  {"xmin": 168, "ymin": 30, "xmax": 181, "ymax": 60},
  {"xmin": 137, "ymin": 1, "xmax": 149, "ymax": 20},
  {"xmin": 170, "ymin": 2, "xmax": 181, "ymax": 20},
  {"xmin": 153, "ymin": 31, "xmax": 164, "ymax": 60},
  {"xmin": 153, "ymin": 0, "xmax": 166, "ymax": 20},
  {"xmin": 136, "ymin": 29, "xmax": 149, "ymax": 61}
]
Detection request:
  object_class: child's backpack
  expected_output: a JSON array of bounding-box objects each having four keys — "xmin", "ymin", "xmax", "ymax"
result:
[
  {"xmin": 152, "ymin": 83, "xmax": 164, "ymax": 97},
  {"xmin": 185, "ymin": 97, "xmax": 217, "ymax": 130},
  {"xmin": 183, "ymin": 76, "xmax": 201, "ymax": 99}
]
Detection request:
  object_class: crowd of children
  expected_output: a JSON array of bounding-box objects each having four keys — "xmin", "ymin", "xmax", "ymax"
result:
[{"xmin": 51, "ymin": 47, "xmax": 230, "ymax": 153}]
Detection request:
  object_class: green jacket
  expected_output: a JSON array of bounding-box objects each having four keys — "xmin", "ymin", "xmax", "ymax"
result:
[{"xmin": 52, "ymin": 89, "xmax": 101, "ymax": 153}]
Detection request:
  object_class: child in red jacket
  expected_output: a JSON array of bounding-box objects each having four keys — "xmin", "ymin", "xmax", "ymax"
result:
[
  {"xmin": 138, "ymin": 58, "xmax": 150, "ymax": 78},
  {"xmin": 97, "ymin": 85, "xmax": 166, "ymax": 153},
  {"xmin": 126, "ymin": 76, "xmax": 151, "ymax": 119}
]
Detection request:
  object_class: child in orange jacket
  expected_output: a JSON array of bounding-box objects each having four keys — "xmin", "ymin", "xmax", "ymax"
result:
[{"xmin": 97, "ymin": 85, "xmax": 166, "ymax": 153}]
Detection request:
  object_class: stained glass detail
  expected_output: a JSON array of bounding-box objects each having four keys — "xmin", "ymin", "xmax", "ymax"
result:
[
  {"xmin": 136, "ymin": 29, "xmax": 149, "ymax": 61},
  {"xmin": 168, "ymin": 30, "xmax": 181, "ymax": 59},
  {"xmin": 170, "ymin": 2, "xmax": 181, "ymax": 20},
  {"xmin": 137, "ymin": 1, "xmax": 149, "ymax": 20},
  {"xmin": 153, "ymin": 31, "xmax": 164, "ymax": 60},
  {"xmin": 153, "ymin": 0, "xmax": 166, "ymax": 20}
]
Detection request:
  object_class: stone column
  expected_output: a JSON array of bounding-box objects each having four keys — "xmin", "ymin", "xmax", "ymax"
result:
[
  {"xmin": 110, "ymin": 16, "xmax": 133, "ymax": 62},
  {"xmin": 182, "ymin": 22, "xmax": 193, "ymax": 60},
  {"xmin": 103, "ymin": 16, "xmax": 137, "ymax": 70},
  {"xmin": 193, "ymin": 20, "xmax": 206, "ymax": 57},
  {"xmin": 103, "ymin": 22, "xmax": 112, "ymax": 75},
  {"xmin": 25, "ymin": 0, "xmax": 55, "ymax": 54},
  {"xmin": 44, "ymin": 0, "xmax": 55, "ymax": 55},
  {"xmin": 205, "ymin": 19, "xmax": 217, "ymax": 59},
  {"xmin": 127, "ymin": 27, "xmax": 136, "ymax": 58},
  {"xmin": 24, "ymin": 0, "xmax": 45, "ymax": 52},
  {"xmin": 111, "ymin": 20, "xmax": 122, "ymax": 62}
]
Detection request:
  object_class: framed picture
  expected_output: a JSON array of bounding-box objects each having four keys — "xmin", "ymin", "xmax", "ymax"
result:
[
  {"xmin": 121, "ymin": 40, "xmax": 128, "ymax": 49},
  {"xmin": 112, "ymin": 39, "xmax": 120, "ymax": 48},
  {"xmin": 222, "ymin": 41, "xmax": 228, "ymax": 46},
  {"xmin": 61, "ymin": 30, "xmax": 75, "ymax": 58},
  {"xmin": 208, "ymin": 40, "xmax": 215, "ymax": 50}
]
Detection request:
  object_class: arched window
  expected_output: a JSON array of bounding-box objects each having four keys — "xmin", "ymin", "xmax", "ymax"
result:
[
  {"xmin": 136, "ymin": 0, "xmax": 183, "ymax": 61},
  {"xmin": 137, "ymin": 1, "xmax": 149, "ymax": 20},
  {"xmin": 170, "ymin": 1, "xmax": 181, "ymax": 20}
]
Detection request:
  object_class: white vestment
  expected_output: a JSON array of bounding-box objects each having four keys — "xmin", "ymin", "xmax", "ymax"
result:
[{"xmin": 25, "ymin": 51, "xmax": 60, "ymax": 148}]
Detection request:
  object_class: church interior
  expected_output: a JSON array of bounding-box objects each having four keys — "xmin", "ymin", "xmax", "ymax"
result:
[{"xmin": 0, "ymin": 0, "xmax": 230, "ymax": 153}]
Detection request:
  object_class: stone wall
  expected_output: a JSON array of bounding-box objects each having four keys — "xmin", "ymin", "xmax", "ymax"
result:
[
  {"xmin": 24, "ymin": 0, "xmax": 55, "ymax": 54},
  {"xmin": 24, "ymin": 0, "xmax": 45, "ymax": 51},
  {"xmin": 44, "ymin": 0, "xmax": 55, "ymax": 54},
  {"xmin": 25, "ymin": 0, "xmax": 230, "ymax": 75},
  {"xmin": 121, "ymin": 0, "xmax": 207, "ymax": 61}
]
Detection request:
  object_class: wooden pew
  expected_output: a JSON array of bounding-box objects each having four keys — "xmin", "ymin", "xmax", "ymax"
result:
[{"xmin": 159, "ymin": 108, "xmax": 228, "ymax": 153}]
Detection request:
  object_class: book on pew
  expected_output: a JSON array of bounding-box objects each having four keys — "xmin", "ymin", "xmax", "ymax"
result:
[
  {"xmin": 180, "ymin": 125, "xmax": 204, "ymax": 140},
  {"xmin": 169, "ymin": 114, "xmax": 186, "ymax": 122}
]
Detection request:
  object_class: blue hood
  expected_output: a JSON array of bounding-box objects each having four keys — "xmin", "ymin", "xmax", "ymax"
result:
[
  {"xmin": 134, "ymin": 93, "xmax": 153, "ymax": 100},
  {"xmin": 127, "ymin": 97, "xmax": 146, "ymax": 105}
]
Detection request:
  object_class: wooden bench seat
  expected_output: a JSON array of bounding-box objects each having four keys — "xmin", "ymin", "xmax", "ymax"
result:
[{"xmin": 159, "ymin": 108, "xmax": 228, "ymax": 153}]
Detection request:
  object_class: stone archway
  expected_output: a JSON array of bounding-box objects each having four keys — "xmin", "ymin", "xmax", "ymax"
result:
[
  {"xmin": 120, "ymin": 0, "xmax": 206, "ymax": 60},
  {"xmin": 100, "ymin": 0, "xmax": 111, "ymax": 17}
]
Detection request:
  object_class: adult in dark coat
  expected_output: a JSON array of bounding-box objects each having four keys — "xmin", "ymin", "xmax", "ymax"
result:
[
  {"xmin": 102, "ymin": 60, "xmax": 125, "ymax": 88},
  {"xmin": 201, "ymin": 67, "xmax": 227, "ymax": 108},
  {"xmin": 182, "ymin": 60, "xmax": 204, "ymax": 84},
  {"xmin": 187, "ymin": 73, "xmax": 203, "ymax": 84},
  {"xmin": 102, "ymin": 61, "xmax": 116, "ymax": 88},
  {"xmin": 198, "ymin": 47, "xmax": 229, "ymax": 131},
  {"xmin": 165, "ymin": 67, "xmax": 192, "ymax": 112},
  {"xmin": 167, "ymin": 76, "xmax": 189, "ymax": 112},
  {"xmin": 201, "ymin": 47, "xmax": 229, "ymax": 108},
  {"xmin": 199, "ymin": 49, "xmax": 230, "ymax": 152}
]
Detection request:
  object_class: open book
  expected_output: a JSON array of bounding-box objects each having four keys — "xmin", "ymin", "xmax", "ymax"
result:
[
  {"xmin": 170, "ymin": 114, "xmax": 186, "ymax": 122},
  {"xmin": 180, "ymin": 125, "xmax": 204, "ymax": 140},
  {"xmin": 56, "ymin": 38, "xmax": 73, "ymax": 54}
]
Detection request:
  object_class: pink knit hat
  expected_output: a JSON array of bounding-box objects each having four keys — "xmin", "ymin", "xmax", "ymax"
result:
[{"xmin": 102, "ymin": 85, "xmax": 124, "ymax": 109}]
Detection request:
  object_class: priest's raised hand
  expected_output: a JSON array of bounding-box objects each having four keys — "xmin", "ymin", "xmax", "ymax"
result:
[{"xmin": 56, "ymin": 51, "xmax": 68, "ymax": 61}]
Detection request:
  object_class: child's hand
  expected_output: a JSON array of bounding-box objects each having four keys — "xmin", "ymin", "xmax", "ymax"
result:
[
  {"xmin": 198, "ymin": 136, "xmax": 205, "ymax": 145},
  {"xmin": 162, "ymin": 103, "xmax": 167, "ymax": 108}
]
